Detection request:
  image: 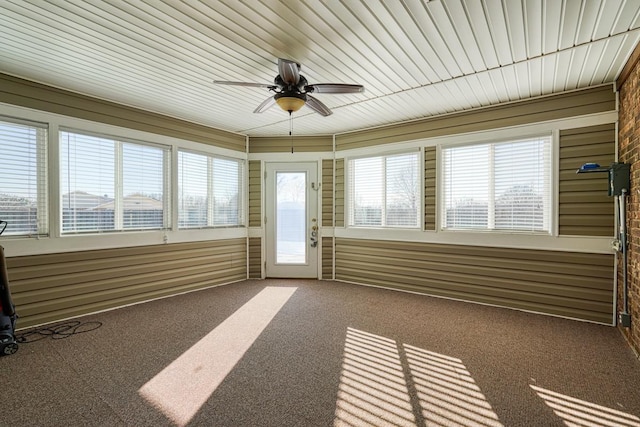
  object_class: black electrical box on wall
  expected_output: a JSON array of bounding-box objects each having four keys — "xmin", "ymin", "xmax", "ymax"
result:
[
  {"xmin": 576, "ymin": 162, "xmax": 631, "ymax": 196},
  {"xmin": 608, "ymin": 162, "xmax": 630, "ymax": 196}
]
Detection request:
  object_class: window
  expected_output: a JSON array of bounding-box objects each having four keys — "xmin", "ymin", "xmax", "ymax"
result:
[
  {"xmin": 348, "ymin": 152, "xmax": 420, "ymax": 228},
  {"xmin": 60, "ymin": 130, "xmax": 170, "ymax": 233},
  {"xmin": 178, "ymin": 151, "xmax": 244, "ymax": 228},
  {"xmin": 442, "ymin": 136, "xmax": 551, "ymax": 232},
  {"xmin": 0, "ymin": 118, "xmax": 48, "ymax": 236}
]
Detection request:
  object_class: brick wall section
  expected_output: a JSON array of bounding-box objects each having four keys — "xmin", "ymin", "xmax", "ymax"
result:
[{"xmin": 618, "ymin": 53, "xmax": 640, "ymax": 356}]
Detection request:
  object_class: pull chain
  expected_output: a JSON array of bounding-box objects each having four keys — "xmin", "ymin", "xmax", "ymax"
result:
[{"xmin": 289, "ymin": 111, "xmax": 293, "ymax": 153}]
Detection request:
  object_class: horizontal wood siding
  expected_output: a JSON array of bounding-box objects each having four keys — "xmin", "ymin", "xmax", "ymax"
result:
[
  {"xmin": 335, "ymin": 238, "xmax": 613, "ymax": 323},
  {"xmin": 249, "ymin": 135, "xmax": 333, "ymax": 153},
  {"xmin": 335, "ymin": 159, "xmax": 345, "ymax": 227},
  {"xmin": 559, "ymin": 124, "xmax": 615, "ymax": 236},
  {"xmin": 248, "ymin": 237, "xmax": 262, "ymax": 279},
  {"xmin": 322, "ymin": 159, "xmax": 334, "ymax": 227},
  {"xmin": 0, "ymin": 73, "xmax": 246, "ymax": 151},
  {"xmin": 7, "ymin": 239, "xmax": 247, "ymax": 328},
  {"xmin": 336, "ymin": 85, "xmax": 615, "ymax": 150},
  {"xmin": 424, "ymin": 147, "xmax": 436, "ymax": 230},
  {"xmin": 248, "ymin": 160, "xmax": 262, "ymax": 227},
  {"xmin": 322, "ymin": 237, "xmax": 333, "ymax": 279}
]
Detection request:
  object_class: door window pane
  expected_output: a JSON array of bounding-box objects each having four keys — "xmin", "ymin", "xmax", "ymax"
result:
[{"xmin": 276, "ymin": 172, "xmax": 306, "ymax": 264}]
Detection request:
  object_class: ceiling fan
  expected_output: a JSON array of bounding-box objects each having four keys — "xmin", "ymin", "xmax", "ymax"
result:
[{"xmin": 214, "ymin": 58, "xmax": 365, "ymax": 116}]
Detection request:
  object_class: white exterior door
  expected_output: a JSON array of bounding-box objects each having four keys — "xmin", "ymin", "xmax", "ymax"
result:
[{"xmin": 265, "ymin": 162, "xmax": 319, "ymax": 278}]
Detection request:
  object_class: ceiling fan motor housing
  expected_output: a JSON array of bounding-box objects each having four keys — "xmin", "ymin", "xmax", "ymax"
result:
[{"xmin": 274, "ymin": 74, "xmax": 308, "ymax": 92}]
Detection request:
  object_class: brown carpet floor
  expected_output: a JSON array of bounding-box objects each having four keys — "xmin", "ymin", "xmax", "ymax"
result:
[{"xmin": 1, "ymin": 279, "xmax": 639, "ymax": 427}]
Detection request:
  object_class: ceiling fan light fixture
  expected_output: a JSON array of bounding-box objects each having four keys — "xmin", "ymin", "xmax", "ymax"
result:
[{"xmin": 275, "ymin": 92, "xmax": 306, "ymax": 112}]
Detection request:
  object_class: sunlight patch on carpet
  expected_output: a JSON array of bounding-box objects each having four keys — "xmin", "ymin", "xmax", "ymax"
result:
[
  {"xmin": 334, "ymin": 327, "xmax": 503, "ymax": 427},
  {"xmin": 139, "ymin": 286, "xmax": 297, "ymax": 427},
  {"xmin": 334, "ymin": 328, "xmax": 416, "ymax": 426},
  {"xmin": 531, "ymin": 384, "xmax": 640, "ymax": 427},
  {"xmin": 405, "ymin": 344, "xmax": 503, "ymax": 427}
]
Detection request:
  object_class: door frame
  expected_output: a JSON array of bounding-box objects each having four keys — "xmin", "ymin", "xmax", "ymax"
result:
[{"xmin": 264, "ymin": 161, "xmax": 320, "ymax": 278}]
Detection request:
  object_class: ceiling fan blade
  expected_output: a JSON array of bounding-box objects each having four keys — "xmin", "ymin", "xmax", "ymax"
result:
[
  {"xmin": 305, "ymin": 83, "xmax": 365, "ymax": 94},
  {"xmin": 253, "ymin": 96, "xmax": 277, "ymax": 113},
  {"xmin": 306, "ymin": 95, "xmax": 332, "ymax": 116},
  {"xmin": 278, "ymin": 58, "xmax": 300, "ymax": 86},
  {"xmin": 214, "ymin": 80, "xmax": 275, "ymax": 89}
]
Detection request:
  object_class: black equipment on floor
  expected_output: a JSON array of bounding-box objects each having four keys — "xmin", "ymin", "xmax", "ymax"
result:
[{"xmin": 0, "ymin": 221, "xmax": 18, "ymax": 356}]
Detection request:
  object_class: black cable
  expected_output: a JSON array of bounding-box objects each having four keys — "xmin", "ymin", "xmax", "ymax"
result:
[{"xmin": 16, "ymin": 320, "xmax": 103, "ymax": 343}]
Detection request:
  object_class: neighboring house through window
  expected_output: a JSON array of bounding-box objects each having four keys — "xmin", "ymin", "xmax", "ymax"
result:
[
  {"xmin": 60, "ymin": 130, "xmax": 170, "ymax": 233},
  {"xmin": 0, "ymin": 118, "xmax": 48, "ymax": 237}
]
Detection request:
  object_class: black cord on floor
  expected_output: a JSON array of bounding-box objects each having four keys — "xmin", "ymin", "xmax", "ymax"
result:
[{"xmin": 16, "ymin": 320, "xmax": 103, "ymax": 343}]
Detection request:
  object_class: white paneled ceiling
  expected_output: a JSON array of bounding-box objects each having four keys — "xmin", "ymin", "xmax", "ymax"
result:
[{"xmin": 1, "ymin": 0, "xmax": 639, "ymax": 137}]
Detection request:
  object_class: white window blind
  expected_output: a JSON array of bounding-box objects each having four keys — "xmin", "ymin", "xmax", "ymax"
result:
[
  {"xmin": 442, "ymin": 136, "xmax": 551, "ymax": 232},
  {"xmin": 178, "ymin": 151, "xmax": 208, "ymax": 228},
  {"xmin": 0, "ymin": 118, "xmax": 48, "ymax": 236},
  {"xmin": 122, "ymin": 142, "xmax": 167, "ymax": 229},
  {"xmin": 348, "ymin": 152, "xmax": 420, "ymax": 228},
  {"xmin": 178, "ymin": 151, "xmax": 244, "ymax": 228},
  {"xmin": 386, "ymin": 154, "xmax": 420, "ymax": 227},
  {"xmin": 351, "ymin": 157, "xmax": 383, "ymax": 226},
  {"xmin": 60, "ymin": 130, "xmax": 169, "ymax": 233},
  {"xmin": 212, "ymin": 157, "xmax": 243, "ymax": 226}
]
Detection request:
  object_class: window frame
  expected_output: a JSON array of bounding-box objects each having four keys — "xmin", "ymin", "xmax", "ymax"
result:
[
  {"xmin": 177, "ymin": 148, "xmax": 246, "ymax": 229},
  {"xmin": 59, "ymin": 128, "xmax": 172, "ymax": 234},
  {"xmin": 0, "ymin": 116, "xmax": 49, "ymax": 238},
  {"xmin": 346, "ymin": 149, "xmax": 423, "ymax": 229},
  {"xmin": 439, "ymin": 134, "xmax": 553, "ymax": 234}
]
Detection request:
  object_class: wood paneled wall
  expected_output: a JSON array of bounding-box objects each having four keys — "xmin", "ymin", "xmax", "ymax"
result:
[
  {"xmin": 335, "ymin": 85, "xmax": 614, "ymax": 150},
  {"xmin": 559, "ymin": 124, "xmax": 616, "ymax": 236},
  {"xmin": 329, "ymin": 89, "xmax": 617, "ymax": 324},
  {"xmin": 2, "ymin": 73, "xmax": 619, "ymax": 328},
  {"xmin": 7, "ymin": 239, "xmax": 247, "ymax": 328},
  {"xmin": 321, "ymin": 159, "xmax": 335, "ymax": 278},
  {"xmin": 0, "ymin": 73, "xmax": 246, "ymax": 151},
  {"xmin": 335, "ymin": 238, "xmax": 614, "ymax": 324},
  {"xmin": 424, "ymin": 147, "xmax": 437, "ymax": 230},
  {"xmin": 248, "ymin": 237, "xmax": 262, "ymax": 279},
  {"xmin": 335, "ymin": 159, "xmax": 344, "ymax": 227},
  {"xmin": 249, "ymin": 135, "xmax": 333, "ymax": 153},
  {"xmin": 248, "ymin": 160, "xmax": 262, "ymax": 227},
  {"xmin": 322, "ymin": 159, "xmax": 334, "ymax": 227},
  {"xmin": 322, "ymin": 237, "xmax": 333, "ymax": 279}
]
